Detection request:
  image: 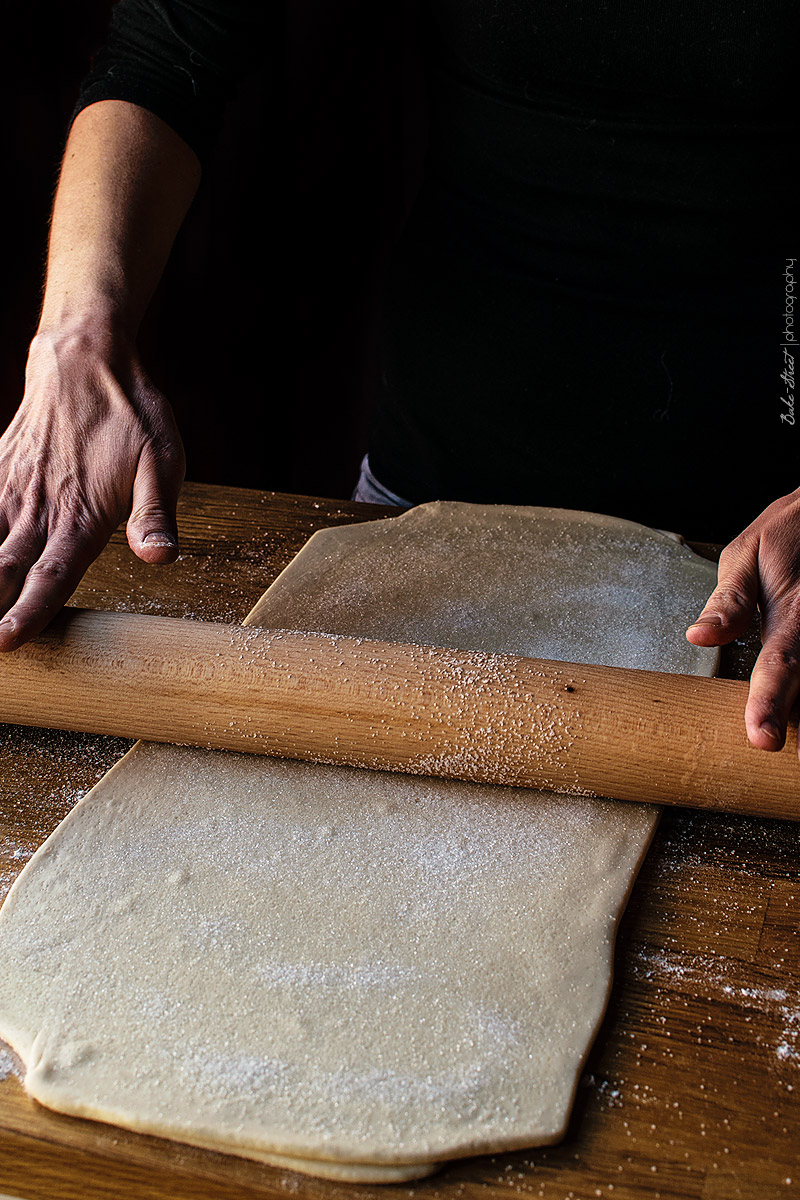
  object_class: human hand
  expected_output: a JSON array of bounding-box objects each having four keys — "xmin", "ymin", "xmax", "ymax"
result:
[
  {"xmin": 686, "ymin": 489, "xmax": 800, "ymax": 755},
  {"xmin": 0, "ymin": 325, "xmax": 185, "ymax": 651}
]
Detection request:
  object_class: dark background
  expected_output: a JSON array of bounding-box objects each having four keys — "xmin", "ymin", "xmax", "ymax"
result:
[{"xmin": 1, "ymin": 2, "xmax": 426, "ymax": 501}]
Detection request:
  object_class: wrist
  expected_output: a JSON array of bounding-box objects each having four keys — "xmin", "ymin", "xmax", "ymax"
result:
[
  {"xmin": 37, "ymin": 287, "xmax": 139, "ymax": 342},
  {"xmin": 32, "ymin": 308, "xmax": 138, "ymax": 364}
]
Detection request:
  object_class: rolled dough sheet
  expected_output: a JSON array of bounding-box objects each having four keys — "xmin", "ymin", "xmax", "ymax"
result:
[{"xmin": 0, "ymin": 502, "xmax": 718, "ymax": 1182}]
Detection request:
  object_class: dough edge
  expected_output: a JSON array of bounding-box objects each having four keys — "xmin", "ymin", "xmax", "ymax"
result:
[{"xmin": 0, "ymin": 500, "xmax": 718, "ymax": 1179}]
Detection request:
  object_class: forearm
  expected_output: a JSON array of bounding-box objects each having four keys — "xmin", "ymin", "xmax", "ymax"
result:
[{"xmin": 38, "ymin": 99, "xmax": 201, "ymax": 342}]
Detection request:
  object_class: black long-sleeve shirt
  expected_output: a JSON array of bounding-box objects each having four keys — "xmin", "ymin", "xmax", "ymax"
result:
[
  {"xmin": 75, "ymin": 0, "xmax": 798, "ymax": 540},
  {"xmin": 75, "ymin": 1, "xmax": 266, "ymax": 159}
]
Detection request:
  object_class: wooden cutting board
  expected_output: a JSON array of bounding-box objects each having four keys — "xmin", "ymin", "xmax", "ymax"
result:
[{"xmin": 0, "ymin": 483, "xmax": 798, "ymax": 1200}]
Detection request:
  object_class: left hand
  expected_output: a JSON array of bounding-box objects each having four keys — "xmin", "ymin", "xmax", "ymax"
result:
[{"xmin": 686, "ymin": 488, "xmax": 800, "ymax": 756}]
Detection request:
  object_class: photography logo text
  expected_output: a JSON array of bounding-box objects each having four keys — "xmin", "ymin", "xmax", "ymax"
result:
[{"xmin": 780, "ymin": 258, "xmax": 796, "ymax": 425}]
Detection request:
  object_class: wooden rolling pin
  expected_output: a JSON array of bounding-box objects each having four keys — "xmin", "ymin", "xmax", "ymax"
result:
[{"xmin": 0, "ymin": 607, "xmax": 797, "ymax": 820}]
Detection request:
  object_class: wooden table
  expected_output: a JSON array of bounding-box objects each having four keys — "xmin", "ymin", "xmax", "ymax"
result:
[{"xmin": 0, "ymin": 483, "xmax": 797, "ymax": 1200}]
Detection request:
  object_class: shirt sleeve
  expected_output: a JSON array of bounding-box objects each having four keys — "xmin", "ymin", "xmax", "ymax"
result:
[{"xmin": 72, "ymin": 0, "xmax": 268, "ymax": 162}]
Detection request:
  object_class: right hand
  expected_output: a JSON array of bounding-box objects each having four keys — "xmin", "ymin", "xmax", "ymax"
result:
[{"xmin": 0, "ymin": 324, "xmax": 185, "ymax": 651}]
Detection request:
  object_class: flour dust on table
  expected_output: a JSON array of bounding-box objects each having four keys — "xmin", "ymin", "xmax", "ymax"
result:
[{"xmin": 0, "ymin": 502, "xmax": 718, "ymax": 1181}]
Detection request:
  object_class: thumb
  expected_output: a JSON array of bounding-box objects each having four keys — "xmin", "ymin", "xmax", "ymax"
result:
[
  {"xmin": 686, "ymin": 538, "xmax": 760, "ymax": 647},
  {"xmin": 126, "ymin": 441, "xmax": 183, "ymax": 563},
  {"xmin": 744, "ymin": 609, "xmax": 800, "ymax": 751}
]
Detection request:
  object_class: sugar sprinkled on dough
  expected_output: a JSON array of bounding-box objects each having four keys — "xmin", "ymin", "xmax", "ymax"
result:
[{"xmin": 0, "ymin": 501, "xmax": 719, "ymax": 1179}]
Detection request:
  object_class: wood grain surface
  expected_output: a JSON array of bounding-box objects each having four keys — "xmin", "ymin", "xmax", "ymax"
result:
[
  {"xmin": 1, "ymin": 482, "xmax": 798, "ymax": 1200},
  {"xmin": 3, "ymin": 607, "xmax": 797, "ymax": 818}
]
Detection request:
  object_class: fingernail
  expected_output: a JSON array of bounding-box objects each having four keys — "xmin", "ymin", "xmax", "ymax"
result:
[
  {"xmin": 143, "ymin": 533, "xmax": 176, "ymax": 547},
  {"xmin": 0, "ymin": 617, "xmax": 15, "ymax": 635},
  {"xmin": 760, "ymin": 720, "xmax": 782, "ymax": 740},
  {"xmin": 689, "ymin": 614, "xmax": 723, "ymax": 628}
]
